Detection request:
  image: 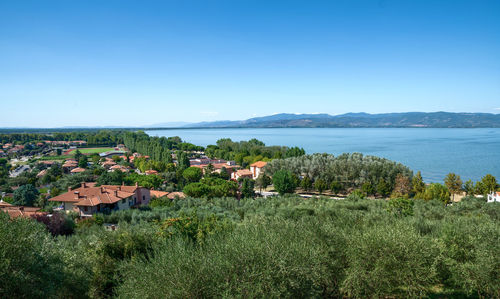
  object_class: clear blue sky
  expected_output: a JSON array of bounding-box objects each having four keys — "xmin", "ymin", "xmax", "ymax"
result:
[{"xmin": 1, "ymin": 0, "xmax": 499, "ymax": 127}]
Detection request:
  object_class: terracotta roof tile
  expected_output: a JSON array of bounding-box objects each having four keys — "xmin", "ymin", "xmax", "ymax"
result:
[{"xmin": 250, "ymin": 161, "xmax": 267, "ymax": 168}]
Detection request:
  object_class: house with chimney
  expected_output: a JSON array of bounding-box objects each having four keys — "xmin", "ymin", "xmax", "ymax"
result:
[{"xmin": 49, "ymin": 182, "xmax": 151, "ymax": 217}]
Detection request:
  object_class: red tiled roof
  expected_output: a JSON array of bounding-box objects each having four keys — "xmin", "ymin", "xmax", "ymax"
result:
[
  {"xmin": 250, "ymin": 161, "xmax": 267, "ymax": 168},
  {"xmin": 49, "ymin": 183, "xmax": 136, "ymax": 207},
  {"xmin": 71, "ymin": 167, "xmax": 86, "ymax": 173},
  {"xmin": 235, "ymin": 169, "xmax": 253, "ymax": 177},
  {"xmin": 145, "ymin": 170, "xmax": 158, "ymax": 175},
  {"xmin": 1, "ymin": 206, "xmax": 47, "ymax": 219}
]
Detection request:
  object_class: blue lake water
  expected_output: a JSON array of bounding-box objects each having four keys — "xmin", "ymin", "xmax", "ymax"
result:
[{"xmin": 146, "ymin": 128, "xmax": 500, "ymax": 183}]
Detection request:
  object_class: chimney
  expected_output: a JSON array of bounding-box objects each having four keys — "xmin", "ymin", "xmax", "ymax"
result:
[
  {"xmin": 74, "ymin": 191, "xmax": 80, "ymax": 199},
  {"xmin": 122, "ymin": 182, "xmax": 125, "ymax": 186},
  {"xmin": 68, "ymin": 187, "xmax": 72, "ymax": 192},
  {"xmin": 81, "ymin": 182, "xmax": 86, "ymax": 188},
  {"xmin": 117, "ymin": 186, "xmax": 121, "ymax": 191},
  {"xmin": 114, "ymin": 190, "xmax": 118, "ymax": 196},
  {"xmin": 135, "ymin": 182, "xmax": 138, "ymax": 187}
]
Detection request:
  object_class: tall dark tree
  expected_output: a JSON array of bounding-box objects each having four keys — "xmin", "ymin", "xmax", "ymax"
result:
[
  {"xmin": 239, "ymin": 178, "xmax": 255, "ymax": 198},
  {"xmin": 255, "ymin": 174, "xmax": 271, "ymax": 193},
  {"xmin": 182, "ymin": 167, "xmax": 203, "ymax": 183},
  {"xmin": 314, "ymin": 179, "xmax": 328, "ymax": 194},
  {"xmin": 78, "ymin": 155, "xmax": 88, "ymax": 168},
  {"xmin": 444, "ymin": 173, "xmax": 462, "ymax": 202},
  {"xmin": 479, "ymin": 174, "xmax": 498, "ymax": 195},
  {"xmin": 301, "ymin": 177, "xmax": 313, "ymax": 191},
  {"xmin": 463, "ymin": 179, "xmax": 474, "ymax": 195},
  {"xmin": 377, "ymin": 179, "xmax": 391, "ymax": 197},
  {"xmin": 272, "ymin": 170, "xmax": 296, "ymax": 195},
  {"xmin": 177, "ymin": 152, "xmax": 190, "ymax": 170},
  {"xmin": 12, "ymin": 184, "xmax": 39, "ymax": 206},
  {"xmin": 411, "ymin": 171, "xmax": 425, "ymax": 195},
  {"xmin": 73, "ymin": 149, "xmax": 82, "ymax": 161}
]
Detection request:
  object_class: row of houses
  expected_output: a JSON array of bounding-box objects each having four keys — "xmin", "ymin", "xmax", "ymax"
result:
[
  {"xmin": 189, "ymin": 157, "xmax": 268, "ymax": 180},
  {"xmin": 0, "ymin": 200, "xmax": 47, "ymax": 219}
]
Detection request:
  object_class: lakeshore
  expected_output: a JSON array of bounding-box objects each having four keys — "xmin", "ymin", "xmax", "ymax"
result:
[{"xmin": 147, "ymin": 127, "xmax": 500, "ymax": 183}]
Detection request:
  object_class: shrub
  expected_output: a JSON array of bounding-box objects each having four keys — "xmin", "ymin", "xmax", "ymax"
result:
[
  {"xmin": 342, "ymin": 222, "xmax": 438, "ymax": 298},
  {"xmin": 387, "ymin": 197, "xmax": 414, "ymax": 217}
]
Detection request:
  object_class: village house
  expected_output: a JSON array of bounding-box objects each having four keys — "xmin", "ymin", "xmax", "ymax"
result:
[
  {"xmin": 49, "ymin": 182, "xmax": 152, "ymax": 217},
  {"xmin": 62, "ymin": 159, "xmax": 78, "ymax": 172},
  {"xmin": 190, "ymin": 158, "xmax": 239, "ymax": 177},
  {"xmin": 231, "ymin": 169, "xmax": 253, "ymax": 180},
  {"xmin": 249, "ymin": 161, "xmax": 267, "ymax": 179},
  {"xmin": 487, "ymin": 191, "xmax": 500, "ymax": 203},
  {"xmin": 109, "ymin": 164, "xmax": 129, "ymax": 173}
]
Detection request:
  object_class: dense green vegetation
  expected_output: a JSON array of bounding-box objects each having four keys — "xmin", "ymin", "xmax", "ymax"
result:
[
  {"xmin": 2, "ymin": 196, "xmax": 499, "ymax": 298},
  {"xmin": 0, "ymin": 131, "xmax": 124, "ymax": 146},
  {"xmin": 205, "ymin": 138, "xmax": 305, "ymax": 167},
  {"xmin": 265, "ymin": 153, "xmax": 413, "ymax": 196}
]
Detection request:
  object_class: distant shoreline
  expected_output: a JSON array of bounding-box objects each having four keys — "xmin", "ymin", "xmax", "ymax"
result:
[{"xmin": 2, "ymin": 126, "xmax": 500, "ymax": 134}]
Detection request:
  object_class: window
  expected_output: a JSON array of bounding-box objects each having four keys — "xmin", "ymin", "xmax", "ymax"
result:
[
  {"xmin": 122, "ymin": 198, "xmax": 126, "ymax": 204},
  {"xmin": 142, "ymin": 195, "xmax": 145, "ymax": 201}
]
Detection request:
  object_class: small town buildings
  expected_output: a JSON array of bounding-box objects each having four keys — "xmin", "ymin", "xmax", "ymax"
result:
[
  {"xmin": 0, "ymin": 200, "xmax": 47, "ymax": 219},
  {"xmin": 250, "ymin": 161, "xmax": 267, "ymax": 179},
  {"xmin": 231, "ymin": 169, "xmax": 253, "ymax": 180},
  {"xmin": 49, "ymin": 182, "xmax": 152, "ymax": 217},
  {"xmin": 62, "ymin": 159, "xmax": 78, "ymax": 172},
  {"xmin": 487, "ymin": 191, "xmax": 500, "ymax": 203},
  {"xmin": 145, "ymin": 170, "xmax": 158, "ymax": 175},
  {"xmin": 101, "ymin": 159, "xmax": 117, "ymax": 168}
]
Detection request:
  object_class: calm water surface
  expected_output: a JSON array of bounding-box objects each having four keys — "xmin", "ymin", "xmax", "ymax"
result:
[{"xmin": 146, "ymin": 128, "xmax": 500, "ymax": 182}]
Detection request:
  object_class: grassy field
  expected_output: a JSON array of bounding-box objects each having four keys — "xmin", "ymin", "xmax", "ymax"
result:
[
  {"xmin": 65, "ymin": 147, "xmax": 115, "ymax": 155},
  {"xmin": 36, "ymin": 155, "xmax": 67, "ymax": 161},
  {"xmin": 34, "ymin": 147, "xmax": 116, "ymax": 161}
]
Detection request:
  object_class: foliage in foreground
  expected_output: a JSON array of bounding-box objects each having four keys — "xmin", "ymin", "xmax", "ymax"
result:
[{"xmin": 1, "ymin": 196, "xmax": 499, "ymax": 298}]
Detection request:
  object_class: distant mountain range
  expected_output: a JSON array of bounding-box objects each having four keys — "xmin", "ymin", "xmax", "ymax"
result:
[{"xmin": 174, "ymin": 112, "xmax": 500, "ymax": 128}]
